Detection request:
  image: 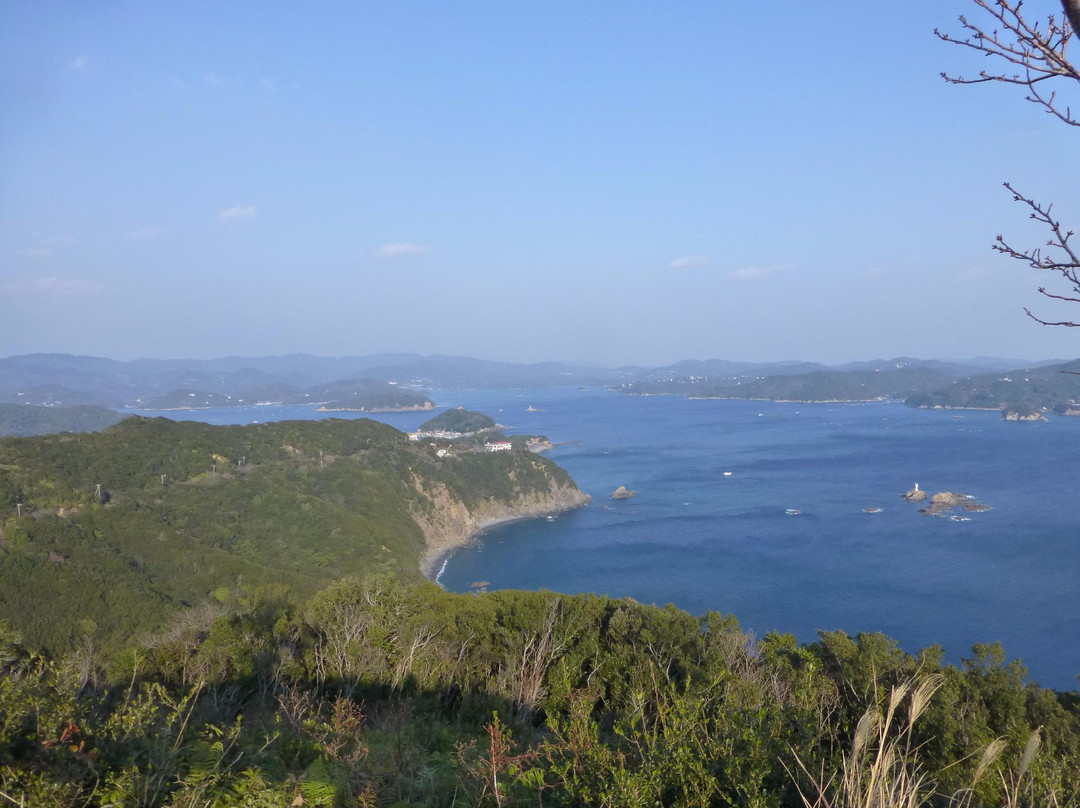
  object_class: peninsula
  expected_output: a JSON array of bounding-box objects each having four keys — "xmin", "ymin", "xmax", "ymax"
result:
[{"xmin": 0, "ymin": 416, "xmax": 588, "ymax": 653}]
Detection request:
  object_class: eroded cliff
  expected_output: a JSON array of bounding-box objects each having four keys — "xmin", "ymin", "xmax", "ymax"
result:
[{"xmin": 413, "ymin": 472, "xmax": 590, "ymax": 579}]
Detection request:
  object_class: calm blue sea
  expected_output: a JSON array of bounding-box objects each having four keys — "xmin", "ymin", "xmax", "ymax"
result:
[{"xmin": 134, "ymin": 389, "xmax": 1080, "ymax": 691}]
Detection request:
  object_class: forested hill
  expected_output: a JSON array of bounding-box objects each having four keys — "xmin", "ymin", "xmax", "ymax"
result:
[
  {"xmin": 0, "ymin": 403, "xmax": 128, "ymax": 437},
  {"xmin": 616, "ymin": 358, "xmax": 1080, "ymax": 416},
  {"xmin": 420, "ymin": 407, "xmax": 498, "ymax": 433},
  {"xmin": 687, "ymin": 367, "xmax": 951, "ymax": 403},
  {"xmin": 905, "ymin": 358, "xmax": 1080, "ymax": 413},
  {"xmin": 0, "ymin": 416, "xmax": 585, "ymax": 654}
]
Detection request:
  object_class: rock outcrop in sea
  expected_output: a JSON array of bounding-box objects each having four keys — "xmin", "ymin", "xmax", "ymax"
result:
[
  {"xmin": 901, "ymin": 487, "xmax": 990, "ymax": 516},
  {"xmin": 919, "ymin": 491, "xmax": 991, "ymax": 516},
  {"xmin": 611, "ymin": 485, "xmax": 638, "ymax": 500},
  {"xmin": 1002, "ymin": 409, "xmax": 1047, "ymax": 421}
]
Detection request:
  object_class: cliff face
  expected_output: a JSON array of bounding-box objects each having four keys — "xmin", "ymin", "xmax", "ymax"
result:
[{"xmin": 413, "ymin": 472, "xmax": 590, "ymax": 579}]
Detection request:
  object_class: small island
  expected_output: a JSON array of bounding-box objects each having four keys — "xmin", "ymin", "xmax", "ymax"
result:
[
  {"xmin": 1001, "ymin": 403, "xmax": 1047, "ymax": 421},
  {"xmin": 410, "ymin": 407, "xmax": 551, "ymax": 457},
  {"xmin": 420, "ymin": 407, "xmax": 498, "ymax": 434},
  {"xmin": 902, "ymin": 485, "xmax": 990, "ymax": 516}
]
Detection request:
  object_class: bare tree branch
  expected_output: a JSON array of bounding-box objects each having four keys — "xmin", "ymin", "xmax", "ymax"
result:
[
  {"xmin": 993, "ymin": 182, "xmax": 1080, "ymax": 325},
  {"xmin": 939, "ymin": 1, "xmax": 1080, "ymax": 327},
  {"xmin": 935, "ymin": 0, "xmax": 1079, "ymax": 124}
]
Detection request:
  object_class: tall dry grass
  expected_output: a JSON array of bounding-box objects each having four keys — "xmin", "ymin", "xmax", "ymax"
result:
[{"xmin": 788, "ymin": 675, "xmax": 1055, "ymax": 808}]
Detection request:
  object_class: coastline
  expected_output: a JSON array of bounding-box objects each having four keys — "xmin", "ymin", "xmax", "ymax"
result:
[
  {"xmin": 317, "ymin": 402, "xmax": 434, "ymax": 413},
  {"xmin": 685, "ymin": 395, "xmax": 890, "ymax": 403},
  {"xmin": 417, "ymin": 490, "xmax": 590, "ymax": 583}
]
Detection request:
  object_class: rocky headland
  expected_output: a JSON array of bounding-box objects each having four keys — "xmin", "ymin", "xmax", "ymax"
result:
[{"xmin": 414, "ymin": 477, "xmax": 590, "ymax": 580}]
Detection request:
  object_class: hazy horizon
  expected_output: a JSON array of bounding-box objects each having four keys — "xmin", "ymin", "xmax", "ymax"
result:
[
  {"xmin": 4, "ymin": 2, "xmax": 1079, "ymax": 365},
  {"xmin": 1, "ymin": 348, "xmax": 1071, "ymax": 371}
]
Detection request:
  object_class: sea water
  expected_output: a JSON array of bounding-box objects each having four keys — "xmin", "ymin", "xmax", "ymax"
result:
[{"xmin": 135, "ymin": 388, "xmax": 1080, "ymax": 690}]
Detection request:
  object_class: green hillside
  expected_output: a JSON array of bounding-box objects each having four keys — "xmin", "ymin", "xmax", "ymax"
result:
[
  {"xmin": 302, "ymin": 378, "xmax": 433, "ymax": 410},
  {"xmin": 0, "ymin": 416, "xmax": 580, "ymax": 654},
  {"xmin": 420, "ymin": 407, "xmax": 497, "ymax": 433},
  {"xmin": 692, "ymin": 367, "xmax": 950, "ymax": 402},
  {"xmin": 1, "ymin": 576, "xmax": 1077, "ymax": 806},
  {"xmin": 905, "ymin": 359, "xmax": 1080, "ymax": 413},
  {"xmin": 0, "ymin": 403, "xmax": 128, "ymax": 437},
  {"xmin": 1, "ymin": 419, "xmax": 1078, "ymax": 807}
]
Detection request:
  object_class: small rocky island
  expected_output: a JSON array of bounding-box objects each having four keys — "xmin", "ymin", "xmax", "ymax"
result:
[
  {"xmin": 1001, "ymin": 404, "xmax": 1047, "ymax": 421},
  {"xmin": 611, "ymin": 485, "xmax": 638, "ymax": 500},
  {"xmin": 902, "ymin": 485, "xmax": 990, "ymax": 516},
  {"xmin": 902, "ymin": 485, "xmax": 928, "ymax": 503}
]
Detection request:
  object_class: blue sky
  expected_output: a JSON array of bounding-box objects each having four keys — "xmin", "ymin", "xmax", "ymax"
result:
[{"xmin": 3, "ymin": 1, "xmax": 1079, "ymax": 365}]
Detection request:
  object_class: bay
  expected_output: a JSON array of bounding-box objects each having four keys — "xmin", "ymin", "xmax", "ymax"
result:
[{"xmin": 134, "ymin": 388, "xmax": 1080, "ymax": 690}]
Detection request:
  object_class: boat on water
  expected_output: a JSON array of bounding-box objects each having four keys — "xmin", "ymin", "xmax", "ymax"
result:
[
  {"xmin": 785, "ymin": 508, "xmax": 801, "ymax": 516},
  {"xmin": 722, "ymin": 471, "xmax": 733, "ymax": 476},
  {"xmin": 863, "ymin": 507, "xmax": 883, "ymax": 514}
]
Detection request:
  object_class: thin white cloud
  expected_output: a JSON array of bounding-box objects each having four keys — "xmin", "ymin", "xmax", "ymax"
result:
[
  {"xmin": 725, "ymin": 264, "xmax": 795, "ymax": 281},
  {"xmin": 376, "ymin": 242, "xmax": 430, "ymax": 258},
  {"xmin": 218, "ymin": 205, "xmax": 257, "ymax": 222},
  {"xmin": 1, "ymin": 276, "xmax": 100, "ymax": 297},
  {"xmin": 18, "ymin": 247, "xmax": 54, "ymax": 259},
  {"xmin": 203, "ymin": 73, "xmax": 241, "ymax": 89},
  {"xmin": 70, "ymin": 56, "xmax": 88, "ymax": 69},
  {"xmin": 125, "ymin": 226, "xmax": 165, "ymax": 240},
  {"xmin": 667, "ymin": 254, "xmax": 713, "ymax": 270}
]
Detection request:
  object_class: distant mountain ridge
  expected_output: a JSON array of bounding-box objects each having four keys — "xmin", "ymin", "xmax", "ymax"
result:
[
  {"xmin": 140, "ymin": 378, "xmax": 433, "ymax": 412},
  {"xmin": 1, "ymin": 352, "xmax": 1074, "ymax": 416},
  {"xmin": 688, "ymin": 367, "xmax": 955, "ymax": 403},
  {"xmin": 905, "ymin": 358, "xmax": 1080, "ymax": 414},
  {"xmin": 618, "ymin": 356, "xmax": 1080, "ymax": 416}
]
